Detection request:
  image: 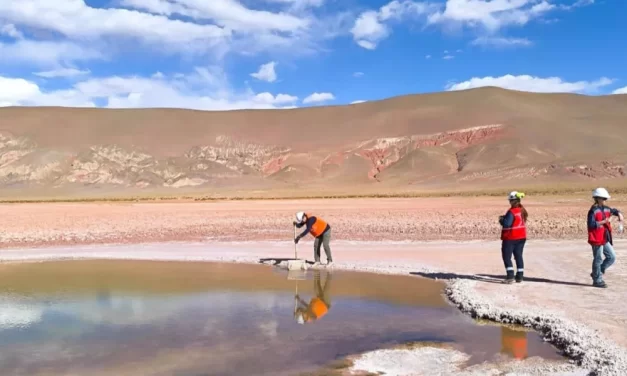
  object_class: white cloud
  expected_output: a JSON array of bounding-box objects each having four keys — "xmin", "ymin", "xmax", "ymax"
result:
[
  {"xmin": 351, "ymin": 11, "xmax": 390, "ymax": 50},
  {"xmin": 0, "ymin": 68, "xmax": 300, "ymax": 111},
  {"xmin": 425, "ymin": 54, "xmax": 432, "ymax": 59},
  {"xmin": 118, "ymin": 0, "xmax": 308, "ymax": 32},
  {"xmin": 251, "ymin": 61, "xmax": 278, "ymax": 83},
  {"xmin": 0, "ymin": 40, "xmax": 104, "ymax": 67},
  {"xmin": 0, "ymin": 23, "xmax": 23, "ymax": 39},
  {"xmin": 353, "ymin": 72, "xmax": 364, "ymax": 78},
  {"xmin": 443, "ymin": 54, "xmax": 454, "ymax": 59},
  {"xmin": 303, "ymin": 92, "xmax": 335, "ymax": 104},
  {"xmin": 471, "ymin": 36, "xmax": 533, "ymax": 47},
  {"xmin": 265, "ymin": 0, "xmax": 325, "ymax": 5},
  {"xmin": 351, "ymin": 100, "xmax": 367, "ymax": 104},
  {"xmin": 612, "ymin": 86, "xmax": 627, "ymax": 95},
  {"xmin": 0, "ymin": 76, "xmax": 96, "ymax": 107},
  {"xmin": 34, "ymin": 68, "xmax": 91, "ymax": 78},
  {"xmin": 351, "ymin": 1, "xmax": 436, "ymax": 49},
  {"xmin": 0, "ymin": 1, "xmax": 229, "ymax": 52},
  {"xmin": 428, "ymin": 0, "xmax": 557, "ymax": 31},
  {"xmin": 560, "ymin": 0, "xmax": 595, "ymax": 10},
  {"xmin": 445, "ymin": 74, "xmax": 614, "ymax": 94}
]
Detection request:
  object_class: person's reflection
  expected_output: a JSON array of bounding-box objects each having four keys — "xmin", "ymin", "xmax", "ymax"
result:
[
  {"xmin": 501, "ymin": 326, "xmax": 528, "ymax": 360},
  {"xmin": 294, "ymin": 270, "xmax": 332, "ymax": 325}
]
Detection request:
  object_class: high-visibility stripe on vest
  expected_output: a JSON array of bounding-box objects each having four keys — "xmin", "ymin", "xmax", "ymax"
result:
[
  {"xmin": 588, "ymin": 206, "xmax": 612, "ymax": 246},
  {"xmin": 305, "ymin": 212, "xmax": 328, "ymax": 238},
  {"xmin": 501, "ymin": 207, "xmax": 527, "ymax": 241}
]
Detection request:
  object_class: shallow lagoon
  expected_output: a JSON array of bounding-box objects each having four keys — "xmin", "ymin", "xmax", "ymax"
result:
[{"xmin": 0, "ymin": 260, "xmax": 562, "ymax": 375}]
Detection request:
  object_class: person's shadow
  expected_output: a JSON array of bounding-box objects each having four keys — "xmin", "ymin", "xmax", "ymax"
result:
[
  {"xmin": 410, "ymin": 272, "xmax": 591, "ymax": 287},
  {"xmin": 259, "ymin": 257, "xmax": 316, "ymax": 266}
]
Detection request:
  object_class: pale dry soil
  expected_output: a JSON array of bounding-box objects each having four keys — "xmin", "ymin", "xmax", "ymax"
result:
[
  {"xmin": 1, "ymin": 197, "xmax": 627, "ymax": 375},
  {"xmin": 1, "ymin": 196, "xmax": 624, "ymax": 248}
]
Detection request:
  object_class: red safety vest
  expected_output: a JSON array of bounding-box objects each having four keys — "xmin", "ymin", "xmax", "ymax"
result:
[
  {"xmin": 501, "ymin": 207, "xmax": 527, "ymax": 240},
  {"xmin": 588, "ymin": 206, "xmax": 612, "ymax": 246},
  {"xmin": 305, "ymin": 213, "xmax": 328, "ymax": 238}
]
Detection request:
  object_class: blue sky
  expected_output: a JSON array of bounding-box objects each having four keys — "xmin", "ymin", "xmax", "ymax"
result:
[{"xmin": 0, "ymin": 0, "xmax": 625, "ymax": 110}]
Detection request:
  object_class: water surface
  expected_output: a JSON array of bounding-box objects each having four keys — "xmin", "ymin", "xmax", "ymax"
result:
[{"xmin": 0, "ymin": 260, "xmax": 562, "ymax": 375}]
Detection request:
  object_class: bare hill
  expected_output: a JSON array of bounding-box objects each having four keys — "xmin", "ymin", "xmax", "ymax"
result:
[{"xmin": 1, "ymin": 86, "xmax": 627, "ymax": 200}]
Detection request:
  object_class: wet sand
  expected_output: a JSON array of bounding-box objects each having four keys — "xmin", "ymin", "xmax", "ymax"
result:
[{"xmin": 1, "ymin": 197, "xmax": 626, "ymax": 374}]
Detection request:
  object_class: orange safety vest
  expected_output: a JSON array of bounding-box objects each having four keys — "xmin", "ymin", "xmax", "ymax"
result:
[
  {"xmin": 501, "ymin": 207, "xmax": 527, "ymax": 241},
  {"xmin": 588, "ymin": 206, "xmax": 612, "ymax": 246},
  {"xmin": 306, "ymin": 297, "xmax": 329, "ymax": 322},
  {"xmin": 501, "ymin": 327, "xmax": 528, "ymax": 360},
  {"xmin": 305, "ymin": 212, "xmax": 328, "ymax": 238}
]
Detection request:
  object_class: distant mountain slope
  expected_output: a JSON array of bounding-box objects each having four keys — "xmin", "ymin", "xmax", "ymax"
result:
[{"xmin": 1, "ymin": 87, "xmax": 627, "ymax": 199}]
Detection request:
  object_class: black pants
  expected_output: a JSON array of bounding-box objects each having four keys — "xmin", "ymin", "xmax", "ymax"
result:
[{"xmin": 502, "ymin": 239, "xmax": 526, "ymax": 276}]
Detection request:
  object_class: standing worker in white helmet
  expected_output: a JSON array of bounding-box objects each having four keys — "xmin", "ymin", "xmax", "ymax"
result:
[
  {"xmin": 499, "ymin": 191, "xmax": 528, "ymax": 283},
  {"xmin": 293, "ymin": 211, "xmax": 333, "ymax": 267},
  {"xmin": 587, "ymin": 187, "xmax": 624, "ymax": 288}
]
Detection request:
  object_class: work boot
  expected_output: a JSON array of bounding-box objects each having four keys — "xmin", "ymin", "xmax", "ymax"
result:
[
  {"xmin": 504, "ymin": 272, "xmax": 515, "ymax": 284},
  {"xmin": 515, "ymin": 272, "xmax": 523, "ymax": 283},
  {"xmin": 593, "ymin": 280, "xmax": 607, "ymax": 288}
]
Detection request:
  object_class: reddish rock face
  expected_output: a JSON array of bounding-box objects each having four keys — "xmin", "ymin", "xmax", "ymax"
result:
[{"xmin": 0, "ymin": 122, "xmax": 625, "ymax": 196}]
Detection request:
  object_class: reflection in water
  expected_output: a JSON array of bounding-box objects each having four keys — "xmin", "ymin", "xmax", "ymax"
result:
[
  {"xmin": 501, "ymin": 326, "xmax": 529, "ymax": 360},
  {"xmin": 294, "ymin": 271, "xmax": 332, "ymax": 324},
  {"xmin": 0, "ymin": 260, "xmax": 560, "ymax": 376}
]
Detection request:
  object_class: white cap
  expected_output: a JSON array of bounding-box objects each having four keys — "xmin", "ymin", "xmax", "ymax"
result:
[
  {"xmin": 592, "ymin": 187, "xmax": 610, "ymax": 199},
  {"xmin": 295, "ymin": 211, "xmax": 305, "ymax": 223}
]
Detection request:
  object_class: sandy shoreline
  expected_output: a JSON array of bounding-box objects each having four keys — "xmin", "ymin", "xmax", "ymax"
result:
[{"xmin": 1, "ymin": 240, "xmax": 626, "ymax": 375}]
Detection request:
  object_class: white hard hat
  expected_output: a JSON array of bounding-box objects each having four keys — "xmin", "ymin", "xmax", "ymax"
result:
[
  {"xmin": 508, "ymin": 191, "xmax": 525, "ymax": 201},
  {"xmin": 592, "ymin": 187, "xmax": 610, "ymax": 199},
  {"xmin": 296, "ymin": 313, "xmax": 305, "ymax": 325},
  {"xmin": 295, "ymin": 211, "xmax": 305, "ymax": 223}
]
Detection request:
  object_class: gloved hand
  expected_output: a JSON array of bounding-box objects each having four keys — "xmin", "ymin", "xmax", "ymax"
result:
[
  {"xmin": 498, "ymin": 215, "xmax": 504, "ymax": 224},
  {"xmin": 619, "ymin": 223, "xmax": 624, "ymax": 234},
  {"xmin": 294, "ymin": 237, "xmax": 300, "ymax": 244},
  {"xmin": 293, "ymin": 221, "xmax": 298, "ymax": 226}
]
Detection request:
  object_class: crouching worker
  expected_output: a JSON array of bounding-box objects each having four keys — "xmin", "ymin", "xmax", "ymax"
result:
[
  {"xmin": 587, "ymin": 187, "xmax": 624, "ymax": 288},
  {"xmin": 294, "ymin": 211, "xmax": 333, "ymax": 267},
  {"xmin": 499, "ymin": 191, "xmax": 528, "ymax": 284},
  {"xmin": 294, "ymin": 270, "xmax": 332, "ymax": 325}
]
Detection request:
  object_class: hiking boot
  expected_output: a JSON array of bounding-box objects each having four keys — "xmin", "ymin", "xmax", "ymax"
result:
[
  {"xmin": 503, "ymin": 271, "xmax": 515, "ymax": 284},
  {"xmin": 515, "ymin": 273, "xmax": 523, "ymax": 283},
  {"xmin": 592, "ymin": 281, "xmax": 607, "ymax": 288}
]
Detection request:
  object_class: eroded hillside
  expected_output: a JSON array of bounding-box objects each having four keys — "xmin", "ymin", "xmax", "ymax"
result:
[{"xmin": 1, "ymin": 87, "xmax": 627, "ymax": 198}]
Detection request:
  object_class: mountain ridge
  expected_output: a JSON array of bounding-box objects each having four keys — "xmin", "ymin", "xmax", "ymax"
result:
[{"xmin": 1, "ymin": 87, "xmax": 627, "ymax": 199}]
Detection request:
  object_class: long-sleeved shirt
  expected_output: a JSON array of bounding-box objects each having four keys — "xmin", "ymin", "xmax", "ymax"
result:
[
  {"xmin": 500, "ymin": 210, "xmax": 515, "ymax": 229},
  {"xmin": 587, "ymin": 205, "xmax": 621, "ymax": 245},
  {"xmin": 295, "ymin": 216, "xmax": 330, "ymax": 239}
]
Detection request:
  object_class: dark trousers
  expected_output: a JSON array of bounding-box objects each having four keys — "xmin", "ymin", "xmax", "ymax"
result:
[
  {"xmin": 502, "ymin": 239, "xmax": 526, "ymax": 276},
  {"xmin": 313, "ymin": 228, "xmax": 332, "ymax": 263}
]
